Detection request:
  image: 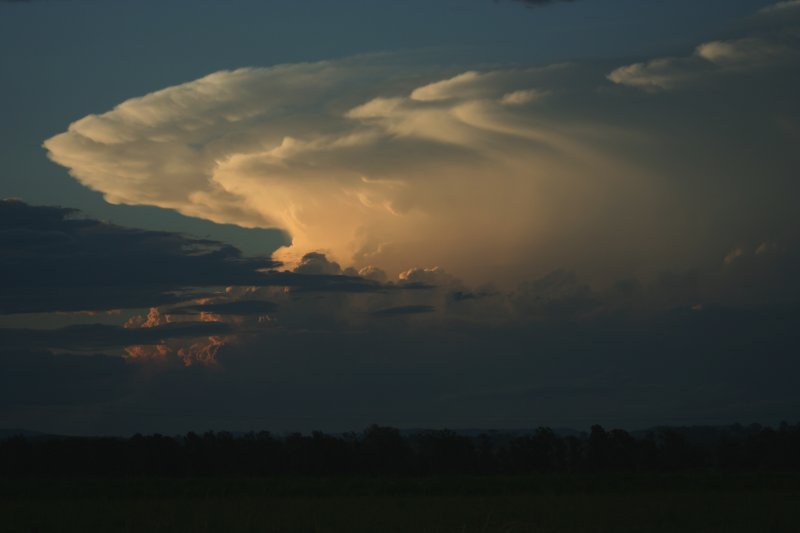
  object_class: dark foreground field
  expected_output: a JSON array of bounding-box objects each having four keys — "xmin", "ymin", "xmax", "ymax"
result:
[{"xmin": 3, "ymin": 474, "xmax": 800, "ymax": 533}]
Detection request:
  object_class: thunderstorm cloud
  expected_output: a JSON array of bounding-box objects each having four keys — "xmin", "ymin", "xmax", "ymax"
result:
[{"xmin": 44, "ymin": 3, "xmax": 800, "ymax": 288}]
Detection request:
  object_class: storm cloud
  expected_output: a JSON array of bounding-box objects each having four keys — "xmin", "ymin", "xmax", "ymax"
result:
[
  {"xmin": 0, "ymin": 200, "xmax": 398, "ymax": 314},
  {"xmin": 43, "ymin": 2, "xmax": 800, "ymax": 287},
  {"xmin": 4, "ymin": 1, "xmax": 800, "ymax": 436},
  {"xmin": 0, "ymin": 321, "xmax": 233, "ymax": 352}
]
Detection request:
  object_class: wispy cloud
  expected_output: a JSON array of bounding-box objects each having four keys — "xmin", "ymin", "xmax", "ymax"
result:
[{"xmin": 608, "ymin": 2, "xmax": 800, "ymax": 90}]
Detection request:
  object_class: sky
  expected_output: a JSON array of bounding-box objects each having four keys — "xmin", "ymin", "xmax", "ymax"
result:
[{"xmin": 1, "ymin": 0, "xmax": 799, "ymax": 435}]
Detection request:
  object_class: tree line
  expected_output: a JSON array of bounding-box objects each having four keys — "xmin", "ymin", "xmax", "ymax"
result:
[{"xmin": 3, "ymin": 423, "xmax": 800, "ymax": 477}]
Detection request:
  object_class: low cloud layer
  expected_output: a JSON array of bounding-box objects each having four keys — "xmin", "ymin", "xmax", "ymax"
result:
[
  {"xmin": 0, "ymin": 321, "xmax": 233, "ymax": 352},
  {"xmin": 0, "ymin": 200, "xmax": 395, "ymax": 314},
  {"xmin": 1, "ymin": 197, "xmax": 799, "ymax": 431},
  {"xmin": 0, "ymin": 199, "xmax": 278, "ymax": 313},
  {"xmin": 3, "ymin": 299, "xmax": 799, "ymax": 434}
]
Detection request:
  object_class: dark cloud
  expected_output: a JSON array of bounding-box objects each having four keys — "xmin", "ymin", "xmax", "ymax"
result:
[
  {"xmin": 0, "ymin": 200, "xmax": 397, "ymax": 314},
  {"xmin": 371, "ymin": 304, "xmax": 436, "ymax": 318},
  {"xmin": 0, "ymin": 200, "xmax": 280, "ymax": 287},
  {"xmin": 259, "ymin": 271, "xmax": 386, "ymax": 293},
  {"xmin": 3, "ymin": 301, "xmax": 799, "ymax": 435},
  {"xmin": 0, "ymin": 322, "xmax": 232, "ymax": 352},
  {"xmin": 513, "ymin": 269, "xmax": 596, "ymax": 318},
  {"xmin": 293, "ymin": 252, "xmax": 343, "ymax": 276},
  {"xmin": 172, "ymin": 300, "xmax": 278, "ymax": 316},
  {"xmin": 0, "ymin": 287, "xmax": 185, "ymax": 315}
]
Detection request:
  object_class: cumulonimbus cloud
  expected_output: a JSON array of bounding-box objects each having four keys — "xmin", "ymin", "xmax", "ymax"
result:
[
  {"xmin": 44, "ymin": 63, "xmax": 630, "ymax": 282},
  {"xmin": 43, "ymin": 3, "xmax": 800, "ymax": 285}
]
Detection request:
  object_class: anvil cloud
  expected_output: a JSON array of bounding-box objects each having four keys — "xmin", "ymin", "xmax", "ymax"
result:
[{"xmin": 44, "ymin": 3, "xmax": 800, "ymax": 286}]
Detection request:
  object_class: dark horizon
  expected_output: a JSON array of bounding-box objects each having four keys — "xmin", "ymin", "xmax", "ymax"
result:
[{"xmin": 6, "ymin": 422, "xmax": 800, "ymax": 478}]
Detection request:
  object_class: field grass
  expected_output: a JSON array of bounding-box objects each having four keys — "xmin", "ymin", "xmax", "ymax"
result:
[{"xmin": 3, "ymin": 474, "xmax": 800, "ymax": 532}]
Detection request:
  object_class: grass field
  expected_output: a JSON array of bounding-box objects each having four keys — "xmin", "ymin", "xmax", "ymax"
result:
[{"xmin": 3, "ymin": 474, "xmax": 799, "ymax": 532}]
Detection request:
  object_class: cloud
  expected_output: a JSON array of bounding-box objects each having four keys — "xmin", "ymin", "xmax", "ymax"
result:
[
  {"xmin": 499, "ymin": 89, "xmax": 544, "ymax": 105},
  {"xmin": 0, "ymin": 198, "xmax": 279, "ymax": 286},
  {"xmin": 608, "ymin": 3, "xmax": 800, "ymax": 91},
  {"xmin": 4, "ymin": 297, "xmax": 799, "ymax": 434},
  {"xmin": 48, "ymin": 62, "xmax": 580, "ymax": 283},
  {"xmin": 371, "ymin": 304, "xmax": 436, "ymax": 318},
  {"xmin": 0, "ymin": 321, "xmax": 232, "ymax": 352},
  {"xmin": 695, "ymin": 38, "xmax": 792, "ymax": 65},
  {"xmin": 171, "ymin": 300, "xmax": 278, "ymax": 316},
  {"xmin": 607, "ymin": 57, "xmax": 699, "ymax": 91},
  {"xmin": 1, "ymin": 206, "xmax": 798, "ymax": 430},
  {"xmin": 398, "ymin": 266, "xmax": 458, "ymax": 287},
  {"xmin": 608, "ymin": 37, "xmax": 797, "ymax": 90},
  {"xmin": 6, "ymin": 0, "xmax": 800, "ymax": 436},
  {"xmin": 40, "ymin": 61, "xmax": 656, "ymax": 284},
  {"xmin": 0, "ymin": 200, "xmax": 394, "ymax": 314},
  {"xmin": 293, "ymin": 252, "xmax": 345, "ymax": 276},
  {"xmin": 43, "ymin": 3, "xmax": 800, "ymax": 290}
]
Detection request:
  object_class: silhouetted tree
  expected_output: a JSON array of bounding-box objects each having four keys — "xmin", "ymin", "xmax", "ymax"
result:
[{"xmin": 3, "ymin": 422, "xmax": 799, "ymax": 478}]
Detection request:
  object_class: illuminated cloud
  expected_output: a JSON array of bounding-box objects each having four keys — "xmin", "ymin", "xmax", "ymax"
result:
[
  {"xmin": 608, "ymin": 37, "xmax": 796, "ymax": 91},
  {"xmin": 44, "ymin": 2, "xmax": 800, "ymax": 286},
  {"xmin": 42, "ymin": 62, "xmax": 678, "ymax": 284},
  {"xmin": 122, "ymin": 307, "xmax": 234, "ymax": 366},
  {"xmin": 43, "ymin": 62, "xmax": 605, "ymax": 281},
  {"xmin": 695, "ymin": 38, "xmax": 791, "ymax": 66},
  {"xmin": 499, "ymin": 89, "xmax": 544, "ymax": 105}
]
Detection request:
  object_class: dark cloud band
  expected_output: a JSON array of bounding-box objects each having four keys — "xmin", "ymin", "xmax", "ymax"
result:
[
  {"xmin": 0, "ymin": 322, "xmax": 233, "ymax": 351},
  {"xmin": 0, "ymin": 200, "xmax": 399, "ymax": 314}
]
